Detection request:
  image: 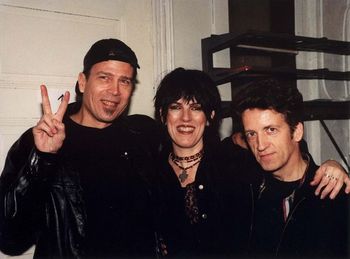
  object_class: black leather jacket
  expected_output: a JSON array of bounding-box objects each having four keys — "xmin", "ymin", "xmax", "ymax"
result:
[
  {"xmin": 0, "ymin": 106, "xmax": 160, "ymax": 258},
  {"xmin": 0, "ymin": 129, "xmax": 85, "ymax": 258},
  {"xmin": 248, "ymin": 155, "xmax": 349, "ymax": 258}
]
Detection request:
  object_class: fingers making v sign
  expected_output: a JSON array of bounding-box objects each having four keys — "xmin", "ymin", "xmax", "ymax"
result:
[{"xmin": 33, "ymin": 85, "xmax": 70, "ymax": 153}]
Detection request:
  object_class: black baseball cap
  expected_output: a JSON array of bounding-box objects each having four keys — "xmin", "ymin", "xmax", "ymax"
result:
[
  {"xmin": 75, "ymin": 38, "xmax": 139, "ymax": 96},
  {"xmin": 83, "ymin": 38, "xmax": 139, "ymax": 72}
]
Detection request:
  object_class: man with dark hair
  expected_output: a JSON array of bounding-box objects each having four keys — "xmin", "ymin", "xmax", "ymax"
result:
[
  {"xmin": 234, "ymin": 79, "xmax": 349, "ymax": 258},
  {"xmin": 0, "ymin": 39, "xmax": 159, "ymax": 258}
]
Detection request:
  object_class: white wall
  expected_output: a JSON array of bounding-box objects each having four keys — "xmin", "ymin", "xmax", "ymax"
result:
[
  {"xmin": 172, "ymin": 0, "xmax": 232, "ymax": 137},
  {"xmin": 295, "ymin": 0, "xmax": 350, "ymax": 168}
]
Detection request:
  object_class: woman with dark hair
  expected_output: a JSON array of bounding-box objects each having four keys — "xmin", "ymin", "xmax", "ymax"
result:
[
  {"xmin": 154, "ymin": 67, "xmax": 234, "ymax": 257},
  {"xmin": 154, "ymin": 67, "xmax": 222, "ymax": 147}
]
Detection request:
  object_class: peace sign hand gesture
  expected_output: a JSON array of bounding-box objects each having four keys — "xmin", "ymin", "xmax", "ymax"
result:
[{"xmin": 33, "ymin": 85, "xmax": 70, "ymax": 153}]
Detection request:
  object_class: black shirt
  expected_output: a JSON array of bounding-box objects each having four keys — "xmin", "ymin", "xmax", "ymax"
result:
[{"xmin": 61, "ymin": 115, "xmax": 158, "ymax": 257}]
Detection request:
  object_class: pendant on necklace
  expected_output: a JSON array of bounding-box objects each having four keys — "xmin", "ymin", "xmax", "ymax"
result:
[{"xmin": 178, "ymin": 170, "xmax": 188, "ymax": 183}]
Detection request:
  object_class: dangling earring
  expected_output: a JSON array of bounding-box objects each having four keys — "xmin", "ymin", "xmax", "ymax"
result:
[{"xmin": 206, "ymin": 121, "xmax": 210, "ymax": 126}]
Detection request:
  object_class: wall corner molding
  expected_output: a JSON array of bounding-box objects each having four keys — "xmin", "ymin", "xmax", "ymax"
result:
[{"xmin": 152, "ymin": 0, "xmax": 174, "ymax": 91}]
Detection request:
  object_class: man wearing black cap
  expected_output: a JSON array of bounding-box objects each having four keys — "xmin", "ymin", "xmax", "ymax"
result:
[{"xmin": 0, "ymin": 39, "xmax": 160, "ymax": 258}]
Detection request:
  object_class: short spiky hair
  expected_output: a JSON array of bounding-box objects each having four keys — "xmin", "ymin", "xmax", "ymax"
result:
[
  {"xmin": 234, "ymin": 78, "xmax": 304, "ymax": 133},
  {"xmin": 154, "ymin": 67, "xmax": 222, "ymax": 133}
]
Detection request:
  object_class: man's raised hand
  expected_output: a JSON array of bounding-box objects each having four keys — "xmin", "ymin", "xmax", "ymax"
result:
[{"xmin": 33, "ymin": 85, "xmax": 70, "ymax": 153}]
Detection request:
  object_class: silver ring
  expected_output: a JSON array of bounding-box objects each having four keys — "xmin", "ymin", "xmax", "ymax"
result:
[{"xmin": 325, "ymin": 174, "xmax": 338, "ymax": 181}]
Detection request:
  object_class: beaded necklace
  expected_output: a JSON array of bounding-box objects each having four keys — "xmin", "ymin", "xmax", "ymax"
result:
[{"xmin": 170, "ymin": 149, "xmax": 204, "ymax": 183}]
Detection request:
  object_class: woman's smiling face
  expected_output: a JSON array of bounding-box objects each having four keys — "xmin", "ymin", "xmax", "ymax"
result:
[{"xmin": 166, "ymin": 98, "xmax": 207, "ymax": 153}]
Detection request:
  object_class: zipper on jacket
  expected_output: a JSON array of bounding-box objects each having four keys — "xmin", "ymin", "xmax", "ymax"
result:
[
  {"xmin": 248, "ymin": 183, "xmax": 255, "ymax": 242},
  {"xmin": 274, "ymin": 197, "xmax": 306, "ymax": 256},
  {"xmin": 257, "ymin": 178, "xmax": 266, "ymax": 199}
]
